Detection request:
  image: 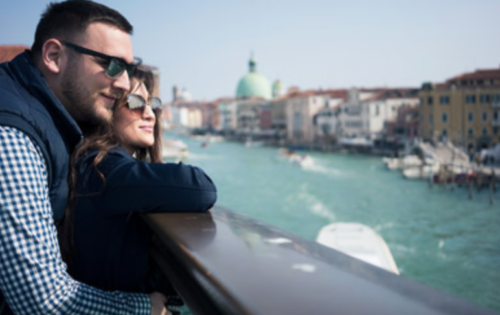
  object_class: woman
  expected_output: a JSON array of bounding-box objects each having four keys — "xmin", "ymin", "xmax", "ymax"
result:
[{"xmin": 61, "ymin": 68, "xmax": 217, "ymax": 294}]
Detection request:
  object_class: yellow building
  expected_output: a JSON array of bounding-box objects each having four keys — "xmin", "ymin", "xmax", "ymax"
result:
[{"xmin": 419, "ymin": 67, "xmax": 500, "ymax": 151}]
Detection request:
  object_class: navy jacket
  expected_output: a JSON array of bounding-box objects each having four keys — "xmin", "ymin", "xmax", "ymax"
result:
[
  {"xmin": 71, "ymin": 147, "xmax": 217, "ymax": 292},
  {"xmin": 0, "ymin": 51, "xmax": 82, "ymax": 224}
]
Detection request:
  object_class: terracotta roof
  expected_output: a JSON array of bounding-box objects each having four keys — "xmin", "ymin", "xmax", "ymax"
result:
[
  {"xmin": 214, "ymin": 97, "xmax": 237, "ymax": 103},
  {"xmin": 428, "ymin": 83, "xmax": 500, "ymax": 91},
  {"xmin": 447, "ymin": 68, "xmax": 500, "ymax": 82},
  {"xmin": 280, "ymin": 88, "xmax": 349, "ymax": 100},
  {"xmin": 365, "ymin": 88, "xmax": 419, "ymax": 101},
  {"xmin": 0, "ymin": 45, "xmax": 29, "ymax": 63}
]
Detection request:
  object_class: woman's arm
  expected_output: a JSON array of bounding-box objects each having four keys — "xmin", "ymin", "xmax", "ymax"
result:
[{"xmin": 77, "ymin": 149, "xmax": 217, "ymax": 215}]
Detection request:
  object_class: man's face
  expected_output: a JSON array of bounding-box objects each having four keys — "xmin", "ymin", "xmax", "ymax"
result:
[{"xmin": 60, "ymin": 22, "xmax": 134, "ymax": 125}]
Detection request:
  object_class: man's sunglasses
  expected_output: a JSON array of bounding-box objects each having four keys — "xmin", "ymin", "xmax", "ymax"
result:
[
  {"xmin": 126, "ymin": 94, "xmax": 162, "ymax": 116},
  {"xmin": 63, "ymin": 42, "xmax": 142, "ymax": 79}
]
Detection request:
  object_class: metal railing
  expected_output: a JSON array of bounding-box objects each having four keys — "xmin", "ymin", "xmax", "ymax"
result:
[{"xmin": 144, "ymin": 206, "xmax": 498, "ymax": 315}]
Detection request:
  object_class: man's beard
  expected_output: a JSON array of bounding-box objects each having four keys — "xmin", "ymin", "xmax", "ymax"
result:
[{"xmin": 60, "ymin": 61, "xmax": 113, "ymax": 127}]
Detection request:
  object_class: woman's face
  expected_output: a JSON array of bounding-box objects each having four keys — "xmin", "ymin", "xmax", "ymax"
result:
[{"xmin": 114, "ymin": 81, "xmax": 156, "ymax": 154}]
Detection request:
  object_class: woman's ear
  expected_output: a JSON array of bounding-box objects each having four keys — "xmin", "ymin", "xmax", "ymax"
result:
[{"xmin": 41, "ymin": 39, "xmax": 66, "ymax": 74}]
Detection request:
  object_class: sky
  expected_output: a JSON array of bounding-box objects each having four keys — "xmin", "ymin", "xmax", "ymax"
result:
[{"xmin": 1, "ymin": 0, "xmax": 500, "ymax": 102}]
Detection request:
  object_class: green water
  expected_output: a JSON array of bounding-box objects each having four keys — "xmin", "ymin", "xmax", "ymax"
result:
[{"xmin": 167, "ymin": 132, "xmax": 500, "ymax": 312}]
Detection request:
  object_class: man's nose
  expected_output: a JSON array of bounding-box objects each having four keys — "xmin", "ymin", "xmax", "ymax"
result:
[{"xmin": 112, "ymin": 70, "xmax": 131, "ymax": 92}]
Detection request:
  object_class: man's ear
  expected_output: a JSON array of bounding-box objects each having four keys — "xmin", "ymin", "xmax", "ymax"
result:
[{"xmin": 41, "ymin": 39, "xmax": 66, "ymax": 74}]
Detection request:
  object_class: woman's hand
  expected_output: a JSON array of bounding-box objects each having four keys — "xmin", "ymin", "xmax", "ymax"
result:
[{"xmin": 149, "ymin": 292, "xmax": 171, "ymax": 315}]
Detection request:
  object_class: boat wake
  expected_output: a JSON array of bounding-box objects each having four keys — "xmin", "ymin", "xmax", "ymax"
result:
[
  {"xmin": 302, "ymin": 163, "xmax": 342, "ymax": 177},
  {"xmin": 296, "ymin": 190, "xmax": 336, "ymax": 222},
  {"xmin": 310, "ymin": 202, "xmax": 337, "ymax": 222}
]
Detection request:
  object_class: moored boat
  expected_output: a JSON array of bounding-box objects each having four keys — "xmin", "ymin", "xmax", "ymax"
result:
[{"xmin": 316, "ymin": 222, "xmax": 399, "ymax": 274}]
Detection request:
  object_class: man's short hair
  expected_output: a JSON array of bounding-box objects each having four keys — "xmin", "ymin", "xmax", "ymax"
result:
[{"xmin": 31, "ymin": 0, "xmax": 133, "ymax": 58}]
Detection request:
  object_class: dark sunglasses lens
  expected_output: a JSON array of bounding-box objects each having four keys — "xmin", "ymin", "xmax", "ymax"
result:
[
  {"xmin": 150, "ymin": 98, "xmax": 162, "ymax": 111},
  {"xmin": 107, "ymin": 59, "xmax": 126, "ymax": 78},
  {"xmin": 127, "ymin": 64, "xmax": 137, "ymax": 77},
  {"xmin": 127, "ymin": 95, "xmax": 146, "ymax": 111}
]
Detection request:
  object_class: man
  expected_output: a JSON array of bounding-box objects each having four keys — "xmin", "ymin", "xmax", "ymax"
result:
[{"xmin": 0, "ymin": 1, "xmax": 169, "ymax": 314}]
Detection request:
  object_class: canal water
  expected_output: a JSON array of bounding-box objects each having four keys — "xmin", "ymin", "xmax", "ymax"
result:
[{"xmin": 166, "ymin": 132, "xmax": 500, "ymax": 312}]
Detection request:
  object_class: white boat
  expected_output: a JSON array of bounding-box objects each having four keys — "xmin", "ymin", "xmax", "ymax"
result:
[
  {"xmin": 402, "ymin": 163, "xmax": 440, "ymax": 180},
  {"xmin": 162, "ymin": 138, "xmax": 189, "ymax": 161},
  {"xmin": 383, "ymin": 155, "xmax": 422, "ymax": 170},
  {"xmin": 289, "ymin": 154, "xmax": 313, "ymax": 168},
  {"xmin": 316, "ymin": 223, "xmax": 399, "ymax": 274}
]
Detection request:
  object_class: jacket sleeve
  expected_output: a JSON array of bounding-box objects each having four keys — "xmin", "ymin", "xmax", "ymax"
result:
[{"xmin": 77, "ymin": 150, "xmax": 217, "ymax": 215}]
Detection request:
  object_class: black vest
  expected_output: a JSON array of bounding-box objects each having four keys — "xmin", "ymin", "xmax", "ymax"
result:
[
  {"xmin": 0, "ymin": 50, "xmax": 82, "ymax": 223},
  {"xmin": 0, "ymin": 50, "xmax": 82, "ymax": 315}
]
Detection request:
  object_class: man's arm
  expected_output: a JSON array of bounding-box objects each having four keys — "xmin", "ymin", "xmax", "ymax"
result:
[{"xmin": 0, "ymin": 126, "xmax": 152, "ymax": 315}]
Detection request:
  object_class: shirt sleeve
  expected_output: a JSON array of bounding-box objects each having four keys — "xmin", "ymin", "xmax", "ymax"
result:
[{"xmin": 0, "ymin": 126, "xmax": 151, "ymax": 315}]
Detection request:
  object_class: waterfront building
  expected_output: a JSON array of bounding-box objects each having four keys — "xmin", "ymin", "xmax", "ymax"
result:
[
  {"xmin": 284, "ymin": 90, "xmax": 329, "ymax": 145},
  {"xmin": 419, "ymin": 66, "xmax": 500, "ymax": 151},
  {"xmin": 315, "ymin": 106, "xmax": 341, "ymax": 142},
  {"xmin": 235, "ymin": 98, "xmax": 270, "ymax": 137},
  {"xmin": 269, "ymin": 96, "xmax": 289, "ymax": 142},
  {"xmin": 169, "ymin": 100, "xmax": 218, "ymax": 131},
  {"xmin": 337, "ymin": 88, "xmax": 379, "ymax": 137},
  {"xmin": 314, "ymin": 90, "xmax": 348, "ymax": 141},
  {"xmin": 216, "ymin": 98, "xmax": 238, "ymax": 134},
  {"xmin": 337, "ymin": 88, "xmax": 419, "ymax": 141},
  {"xmin": 384, "ymin": 105, "xmax": 420, "ymax": 144},
  {"xmin": 366, "ymin": 89, "xmax": 419, "ymax": 137}
]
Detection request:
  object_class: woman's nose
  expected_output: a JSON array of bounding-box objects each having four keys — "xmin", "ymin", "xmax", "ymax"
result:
[{"xmin": 143, "ymin": 104, "xmax": 156, "ymax": 122}]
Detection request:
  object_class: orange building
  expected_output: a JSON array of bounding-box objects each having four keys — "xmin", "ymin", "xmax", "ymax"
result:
[{"xmin": 419, "ymin": 66, "xmax": 500, "ymax": 151}]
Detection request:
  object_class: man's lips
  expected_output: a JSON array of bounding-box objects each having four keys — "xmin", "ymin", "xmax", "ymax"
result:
[{"xmin": 101, "ymin": 93, "xmax": 121, "ymax": 104}]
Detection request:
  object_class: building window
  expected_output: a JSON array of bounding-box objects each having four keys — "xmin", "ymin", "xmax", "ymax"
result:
[
  {"xmin": 442, "ymin": 129, "xmax": 448, "ymax": 138},
  {"xmin": 495, "ymin": 111, "xmax": 499, "ymax": 121},
  {"xmin": 321, "ymin": 124, "xmax": 331, "ymax": 135},
  {"xmin": 466, "ymin": 95, "xmax": 476, "ymax": 104},
  {"xmin": 442, "ymin": 113, "xmax": 448, "ymax": 123},
  {"xmin": 482, "ymin": 128, "xmax": 488, "ymax": 136},
  {"xmin": 293, "ymin": 112, "xmax": 302, "ymax": 131},
  {"xmin": 427, "ymin": 96, "xmax": 433, "ymax": 105},
  {"xmin": 429, "ymin": 113, "xmax": 433, "ymax": 124},
  {"xmin": 494, "ymin": 94, "xmax": 500, "ymax": 102},
  {"xmin": 480, "ymin": 94, "xmax": 491, "ymax": 104},
  {"xmin": 494, "ymin": 127, "xmax": 499, "ymax": 135},
  {"xmin": 468, "ymin": 129, "xmax": 474, "ymax": 136},
  {"xmin": 468, "ymin": 112, "xmax": 474, "ymax": 122},
  {"xmin": 483, "ymin": 112, "xmax": 488, "ymax": 122},
  {"xmin": 440, "ymin": 95, "xmax": 450, "ymax": 105}
]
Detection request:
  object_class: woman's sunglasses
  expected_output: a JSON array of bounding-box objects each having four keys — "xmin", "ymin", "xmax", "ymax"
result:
[
  {"xmin": 126, "ymin": 94, "xmax": 162, "ymax": 116},
  {"xmin": 63, "ymin": 42, "xmax": 142, "ymax": 79}
]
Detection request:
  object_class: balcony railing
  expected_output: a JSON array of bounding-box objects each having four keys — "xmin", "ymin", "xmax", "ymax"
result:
[{"xmin": 143, "ymin": 206, "xmax": 497, "ymax": 315}]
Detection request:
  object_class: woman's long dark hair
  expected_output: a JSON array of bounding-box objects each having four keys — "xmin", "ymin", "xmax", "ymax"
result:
[{"xmin": 59, "ymin": 67, "xmax": 163, "ymax": 265}]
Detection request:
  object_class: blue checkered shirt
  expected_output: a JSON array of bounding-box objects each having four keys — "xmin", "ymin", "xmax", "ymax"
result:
[{"xmin": 0, "ymin": 126, "xmax": 151, "ymax": 314}]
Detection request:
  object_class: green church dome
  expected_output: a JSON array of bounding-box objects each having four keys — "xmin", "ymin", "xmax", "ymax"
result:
[{"xmin": 236, "ymin": 56, "xmax": 271, "ymax": 100}]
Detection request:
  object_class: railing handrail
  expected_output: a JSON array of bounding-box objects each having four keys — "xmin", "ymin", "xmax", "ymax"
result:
[{"xmin": 144, "ymin": 206, "xmax": 498, "ymax": 315}]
